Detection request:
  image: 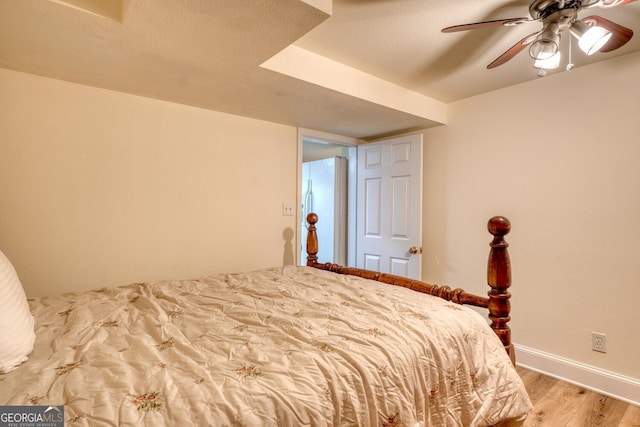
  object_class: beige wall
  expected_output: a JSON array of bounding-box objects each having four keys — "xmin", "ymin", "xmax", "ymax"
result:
[
  {"xmin": 2, "ymin": 50, "xmax": 639, "ymax": 383},
  {"xmin": 0, "ymin": 68, "xmax": 298, "ymax": 297},
  {"xmin": 420, "ymin": 51, "xmax": 640, "ymax": 380}
]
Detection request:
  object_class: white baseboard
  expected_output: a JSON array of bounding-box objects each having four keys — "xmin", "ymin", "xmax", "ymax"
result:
[{"xmin": 514, "ymin": 344, "xmax": 640, "ymax": 406}]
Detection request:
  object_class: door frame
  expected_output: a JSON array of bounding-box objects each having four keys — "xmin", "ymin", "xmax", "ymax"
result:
[{"xmin": 297, "ymin": 128, "xmax": 361, "ymax": 266}]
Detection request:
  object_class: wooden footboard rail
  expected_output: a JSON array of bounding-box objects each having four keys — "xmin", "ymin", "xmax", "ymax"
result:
[{"xmin": 305, "ymin": 213, "xmax": 515, "ymax": 364}]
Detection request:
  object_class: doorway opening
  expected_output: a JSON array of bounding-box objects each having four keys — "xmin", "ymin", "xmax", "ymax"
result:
[
  {"xmin": 297, "ymin": 129, "xmax": 423, "ymax": 280},
  {"xmin": 297, "ymin": 129, "xmax": 359, "ymax": 267}
]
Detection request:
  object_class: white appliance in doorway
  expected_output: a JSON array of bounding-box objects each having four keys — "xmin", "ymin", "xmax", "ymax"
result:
[{"xmin": 300, "ymin": 157, "xmax": 348, "ymax": 265}]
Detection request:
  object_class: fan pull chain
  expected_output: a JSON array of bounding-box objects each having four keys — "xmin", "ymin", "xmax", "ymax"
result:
[{"xmin": 566, "ymin": 34, "xmax": 574, "ymax": 71}]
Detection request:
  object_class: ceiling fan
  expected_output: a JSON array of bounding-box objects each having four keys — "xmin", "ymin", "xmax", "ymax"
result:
[{"xmin": 442, "ymin": 0, "xmax": 636, "ymax": 71}]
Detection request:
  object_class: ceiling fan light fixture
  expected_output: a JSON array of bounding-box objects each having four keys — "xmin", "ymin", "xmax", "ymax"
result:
[
  {"xmin": 441, "ymin": 0, "xmax": 636, "ymax": 71},
  {"xmin": 534, "ymin": 51, "xmax": 561, "ymax": 69},
  {"xmin": 529, "ymin": 25, "xmax": 560, "ymax": 60},
  {"xmin": 570, "ymin": 20, "xmax": 613, "ymax": 55}
]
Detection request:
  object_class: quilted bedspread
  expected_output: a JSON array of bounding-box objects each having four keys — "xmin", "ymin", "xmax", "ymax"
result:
[{"xmin": 0, "ymin": 266, "xmax": 532, "ymax": 426}]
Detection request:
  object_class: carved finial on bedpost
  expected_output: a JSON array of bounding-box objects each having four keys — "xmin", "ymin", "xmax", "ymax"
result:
[
  {"xmin": 306, "ymin": 213, "xmax": 319, "ymax": 266},
  {"xmin": 487, "ymin": 216, "xmax": 515, "ymax": 364}
]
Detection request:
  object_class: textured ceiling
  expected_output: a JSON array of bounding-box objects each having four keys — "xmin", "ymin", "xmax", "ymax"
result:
[
  {"xmin": 296, "ymin": 0, "xmax": 640, "ymax": 103},
  {"xmin": 1, "ymin": 0, "xmax": 639, "ymax": 139}
]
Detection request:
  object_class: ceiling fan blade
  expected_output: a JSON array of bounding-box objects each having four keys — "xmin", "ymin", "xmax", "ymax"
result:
[
  {"xmin": 442, "ymin": 17, "xmax": 533, "ymax": 33},
  {"xmin": 598, "ymin": 0, "xmax": 638, "ymax": 8},
  {"xmin": 487, "ymin": 31, "xmax": 541, "ymax": 69},
  {"xmin": 583, "ymin": 15, "xmax": 634, "ymax": 52}
]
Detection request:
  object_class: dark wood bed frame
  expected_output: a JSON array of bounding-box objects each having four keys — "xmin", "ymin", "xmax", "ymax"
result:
[{"xmin": 304, "ymin": 213, "xmax": 515, "ymax": 364}]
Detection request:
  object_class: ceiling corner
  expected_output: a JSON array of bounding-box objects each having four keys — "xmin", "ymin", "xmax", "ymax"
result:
[
  {"xmin": 300, "ymin": 0, "xmax": 332, "ymax": 16},
  {"xmin": 45, "ymin": 0, "xmax": 124, "ymax": 21}
]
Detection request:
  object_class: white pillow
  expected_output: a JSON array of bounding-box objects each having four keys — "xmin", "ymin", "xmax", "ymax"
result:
[{"xmin": 0, "ymin": 249, "xmax": 35, "ymax": 373}]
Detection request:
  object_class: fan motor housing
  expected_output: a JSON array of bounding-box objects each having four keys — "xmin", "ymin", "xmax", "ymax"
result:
[{"xmin": 529, "ymin": 0, "xmax": 582, "ymax": 19}]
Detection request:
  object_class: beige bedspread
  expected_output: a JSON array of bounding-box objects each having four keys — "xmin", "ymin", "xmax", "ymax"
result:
[{"xmin": 0, "ymin": 266, "xmax": 532, "ymax": 426}]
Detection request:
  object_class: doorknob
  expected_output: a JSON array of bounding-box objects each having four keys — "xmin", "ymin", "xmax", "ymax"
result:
[{"xmin": 408, "ymin": 246, "xmax": 422, "ymax": 255}]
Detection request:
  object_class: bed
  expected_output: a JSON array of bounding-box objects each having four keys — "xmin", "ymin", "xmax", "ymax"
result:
[{"xmin": 0, "ymin": 213, "xmax": 532, "ymax": 426}]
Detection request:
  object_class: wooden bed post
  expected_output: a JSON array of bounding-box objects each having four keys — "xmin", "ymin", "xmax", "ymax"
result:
[
  {"xmin": 487, "ymin": 216, "xmax": 514, "ymax": 364},
  {"xmin": 306, "ymin": 213, "xmax": 319, "ymax": 266}
]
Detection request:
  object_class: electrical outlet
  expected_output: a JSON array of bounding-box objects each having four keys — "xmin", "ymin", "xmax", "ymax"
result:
[{"xmin": 592, "ymin": 332, "xmax": 606, "ymax": 353}]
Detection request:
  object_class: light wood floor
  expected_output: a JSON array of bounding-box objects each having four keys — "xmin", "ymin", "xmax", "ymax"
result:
[{"xmin": 517, "ymin": 366, "xmax": 640, "ymax": 426}]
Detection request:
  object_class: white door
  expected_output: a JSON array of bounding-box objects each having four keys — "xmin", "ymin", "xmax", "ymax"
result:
[{"xmin": 356, "ymin": 134, "xmax": 423, "ymax": 279}]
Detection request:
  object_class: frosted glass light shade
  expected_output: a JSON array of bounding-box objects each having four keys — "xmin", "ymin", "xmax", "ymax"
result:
[
  {"xmin": 529, "ymin": 31, "xmax": 560, "ymax": 60},
  {"xmin": 571, "ymin": 21, "xmax": 612, "ymax": 56},
  {"xmin": 534, "ymin": 51, "xmax": 561, "ymax": 69}
]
